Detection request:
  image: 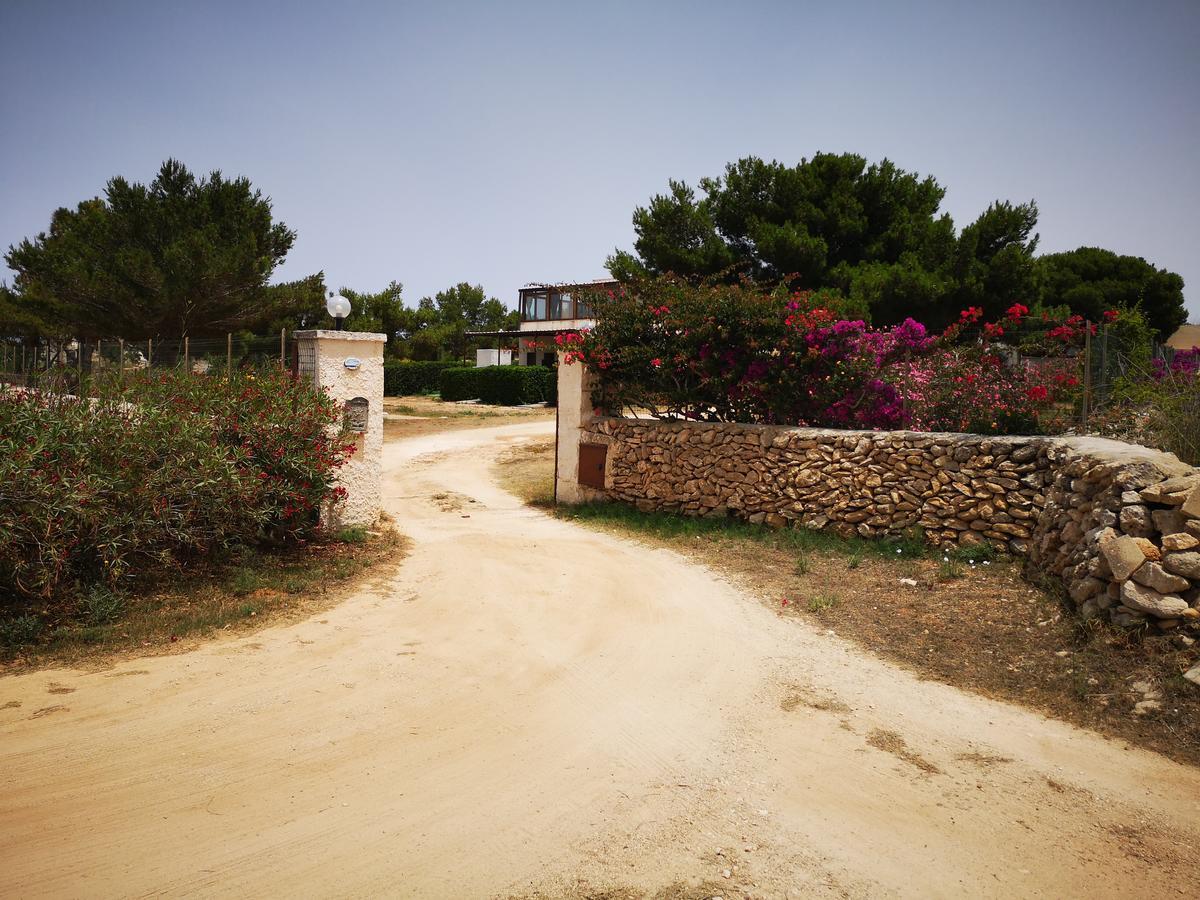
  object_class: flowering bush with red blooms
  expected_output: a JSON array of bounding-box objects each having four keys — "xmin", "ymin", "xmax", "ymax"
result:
[
  {"xmin": 562, "ymin": 276, "xmax": 1093, "ymax": 435},
  {"xmin": 0, "ymin": 370, "xmax": 352, "ymax": 604}
]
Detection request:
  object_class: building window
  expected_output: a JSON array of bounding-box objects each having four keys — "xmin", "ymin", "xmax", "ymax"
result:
[{"xmin": 521, "ymin": 290, "xmax": 548, "ymax": 321}]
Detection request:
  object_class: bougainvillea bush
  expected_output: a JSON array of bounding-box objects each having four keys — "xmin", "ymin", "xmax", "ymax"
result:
[
  {"xmin": 0, "ymin": 370, "xmax": 353, "ymax": 604},
  {"xmin": 560, "ymin": 277, "xmax": 1088, "ymax": 434}
]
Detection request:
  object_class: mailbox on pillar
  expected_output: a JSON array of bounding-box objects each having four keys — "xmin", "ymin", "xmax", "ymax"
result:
[{"xmin": 345, "ymin": 396, "xmax": 369, "ymax": 433}]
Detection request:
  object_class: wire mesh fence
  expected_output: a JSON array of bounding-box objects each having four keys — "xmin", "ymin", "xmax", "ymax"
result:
[
  {"xmin": 0, "ymin": 331, "xmax": 298, "ymax": 391},
  {"xmin": 952, "ymin": 318, "xmax": 1179, "ymax": 432}
]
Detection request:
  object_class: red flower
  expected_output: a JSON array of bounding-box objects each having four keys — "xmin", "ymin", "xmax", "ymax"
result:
[
  {"xmin": 1026, "ymin": 385, "xmax": 1050, "ymax": 402},
  {"xmin": 1005, "ymin": 303, "xmax": 1029, "ymax": 320},
  {"xmin": 1103, "ymin": 309, "xmax": 1119, "ymax": 323},
  {"xmin": 651, "ymin": 358, "xmax": 663, "ymax": 368}
]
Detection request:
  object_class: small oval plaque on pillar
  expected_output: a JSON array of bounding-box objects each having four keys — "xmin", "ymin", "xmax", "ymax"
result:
[{"xmin": 345, "ymin": 396, "xmax": 369, "ymax": 433}]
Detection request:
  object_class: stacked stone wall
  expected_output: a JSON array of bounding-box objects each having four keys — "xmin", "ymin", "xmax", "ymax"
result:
[{"xmin": 580, "ymin": 418, "xmax": 1200, "ymax": 630}]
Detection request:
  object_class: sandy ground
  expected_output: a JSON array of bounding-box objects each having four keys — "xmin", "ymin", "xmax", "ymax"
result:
[{"xmin": 2, "ymin": 420, "xmax": 1199, "ymax": 899}]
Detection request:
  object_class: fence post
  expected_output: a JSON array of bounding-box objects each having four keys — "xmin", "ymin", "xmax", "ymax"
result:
[
  {"xmin": 96, "ymin": 339, "xmax": 101, "ymax": 375},
  {"xmin": 279, "ymin": 328, "xmax": 286, "ymax": 370},
  {"xmin": 1082, "ymin": 321, "xmax": 1092, "ymax": 424},
  {"xmin": 1099, "ymin": 324, "xmax": 1109, "ymax": 408},
  {"xmin": 118, "ymin": 338, "xmax": 124, "ymax": 387},
  {"xmin": 147, "ymin": 337, "xmax": 153, "ymax": 369},
  {"xmin": 227, "ymin": 332, "xmax": 232, "ymax": 377},
  {"xmin": 184, "ymin": 336, "xmax": 189, "ymax": 373}
]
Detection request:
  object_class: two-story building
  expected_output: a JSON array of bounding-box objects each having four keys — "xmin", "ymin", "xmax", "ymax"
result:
[{"xmin": 470, "ymin": 279, "xmax": 616, "ymax": 366}]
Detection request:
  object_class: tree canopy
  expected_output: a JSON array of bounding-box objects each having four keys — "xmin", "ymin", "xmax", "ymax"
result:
[
  {"xmin": 1034, "ymin": 247, "xmax": 1187, "ymax": 337},
  {"xmin": 607, "ymin": 153, "xmax": 1183, "ymax": 333},
  {"xmin": 4, "ymin": 159, "xmax": 299, "ymax": 338},
  {"xmin": 401, "ymin": 283, "xmax": 516, "ymax": 361}
]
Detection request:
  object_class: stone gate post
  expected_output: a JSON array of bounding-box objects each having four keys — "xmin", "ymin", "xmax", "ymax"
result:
[
  {"xmin": 294, "ymin": 330, "xmax": 387, "ymax": 527},
  {"xmin": 555, "ymin": 356, "xmax": 602, "ymax": 503}
]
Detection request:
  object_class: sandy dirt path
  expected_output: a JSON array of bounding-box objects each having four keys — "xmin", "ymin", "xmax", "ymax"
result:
[{"xmin": 2, "ymin": 421, "xmax": 1199, "ymax": 899}]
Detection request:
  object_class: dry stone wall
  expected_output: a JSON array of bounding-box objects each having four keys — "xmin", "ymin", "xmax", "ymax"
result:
[{"xmin": 580, "ymin": 418, "xmax": 1200, "ymax": 630}]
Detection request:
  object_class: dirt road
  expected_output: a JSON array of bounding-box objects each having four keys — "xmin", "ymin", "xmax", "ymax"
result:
[{"xmin": 3, "ymin": 421, "xmax": 1199, "ymax": 898}]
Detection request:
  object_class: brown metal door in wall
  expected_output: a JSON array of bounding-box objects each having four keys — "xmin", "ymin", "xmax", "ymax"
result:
[{"xmin": 578, "ymin": 443, "xmax": 607, "ymax": 489}]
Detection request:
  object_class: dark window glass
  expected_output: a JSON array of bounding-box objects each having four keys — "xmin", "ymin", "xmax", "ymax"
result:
[{"xmin": 521, "ymin": 291, "xmax": 547, "ymax": 320}]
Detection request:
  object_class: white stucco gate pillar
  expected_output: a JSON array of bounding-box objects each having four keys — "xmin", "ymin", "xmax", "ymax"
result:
[
  {"xmin": 294, "ymin": 330, "xmax": 387, "ymax": 528},
  {"xmin": 555, "ymin": 356, "xmax": 605, "ymax": 503}
]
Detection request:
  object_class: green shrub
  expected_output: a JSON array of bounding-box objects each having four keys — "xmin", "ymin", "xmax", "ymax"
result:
[
  {"xmin": 0, "ymin": 369, "xmax": 352, "ymax": 606},
  {"xmin": 1147, "ymin": 367, "xmax": 1200, "ymax": 465},
  {"xmin": 384, "ymin": 360, "xmax": 458, "ymax": 396},
  {"xmin": 439, "ymin": 366, "xmax": 555, "ymax": 405},
  {"xmin": 0, "ymin": 614, "xmax": 43, "ymax": 648},
  {"xmin": 79, "ymin": 585, "xmax": 125, "ymax": 625}
]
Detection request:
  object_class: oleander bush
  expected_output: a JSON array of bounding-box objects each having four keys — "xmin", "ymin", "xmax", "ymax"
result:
[
  {"xmin": 439, "ymin": 365, "xmax": 555, "ymax": 405},
  {"xmin": 0, "ymin": 369, "xmax": 353, "ymax": 605},
  {"xmin": 384, "ymin": 360, "xmax": 458, "ymax": 396}
]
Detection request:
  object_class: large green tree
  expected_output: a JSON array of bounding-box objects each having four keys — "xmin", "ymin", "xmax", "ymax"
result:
[
  {"xmin": 608, "ymin": 153, "xmax": 1040, "ymax": 327},
  {"xmin": 1034, "ymin": 247, "xmax": 1186, "ymax": 337},
  {"xmin": 417, "ymin": 282, "xmax": 517, "ymax": 361},
  {"xmin": 4, "ymin": 159, "xmax": 299, "ymax": 339},
  {"xmin": 339, "ymin": 281, "xmax": 408, "ymax": 355}
]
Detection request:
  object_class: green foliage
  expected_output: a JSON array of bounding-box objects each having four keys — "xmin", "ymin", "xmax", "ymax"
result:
[
  {"xmin": 609, "ymin": 153, "xmax": 1041, "ymax": 326},
  {"xmin": 78, "ymin": 585, "xmax": 125, "ymax": 625},
  {"xmin": 938, "ymin": 559, "xmax": 965, "ymax": 580},
  {"xmin": 1146, "ymin": 367, "xmax": 1200, "ymax": 466},
  {"xmin": 0, "ymin": 369, "xmax": 351, "ymax": 605},
  {"xmin": 250, "ymin": 272, "xmax": 329, "ymax": 334},
  {"xmin": 439, "ymin": 366, "xmax": 555, "ymax": 405},
  {"xmin": 4, "ymin": 159, "xmax": 297, "ymax": 339},
  {"xmin": 339, "ymin": 281, "xmax": 408, "ymax": 355},
  {"xmin": 950, "ymin": 200, "xmax": 1040, "ymax": 323},
  {"xmin": 384, "ymin": 360, "xmax": 459, "ymax": 395},
  {"xmin": 612, "ymin": 154, "xmax": 1200, "ymax": 331},
  {"xmin": 420, "ymin": 283, "xmax": 519, "ymax": 362},
  {"xmin": 0, "ymin": 614, "xmax": 43, "ymax": 648},
  {"xmin": 1035, "ymin": 247, "xmax": 1187, "ymax": 338},
  {"xmin": 334, "ymin": 526, "xmax": 369, "ymax": 545},
  {"xmin": 808, "ymin": 594, "xmax": 839, "ymax": 612}
]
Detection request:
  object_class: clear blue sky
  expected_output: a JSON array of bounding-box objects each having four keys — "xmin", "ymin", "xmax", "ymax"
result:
[{"xmin": 2, "ymin": 0, "xmax": 1197, "ymax": 321}]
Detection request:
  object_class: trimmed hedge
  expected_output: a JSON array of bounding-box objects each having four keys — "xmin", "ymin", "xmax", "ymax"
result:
[
  {"xmin": 439, "ymin": 365, "xmax": 556, "ymax": 406},
  {"xmin": 384, "ymin": 360, "xmax": 458, "ymax": 396}
]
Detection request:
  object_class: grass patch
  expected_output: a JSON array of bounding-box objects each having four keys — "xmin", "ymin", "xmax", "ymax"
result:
[
  {"xmin": 557, "ymin": 502, "xmax": 937, "ymax": 564},
  {"xmin": 938, "ymin": 559, "xmax": 966, "ymax": 580},
  {"xmin": 334, "ymin": 525, "xmax": 370, "ymax": 545},
  {"xmin": 0, "ymin": 528, "xmax": 406, "ymax": 670},
  {"xmin": 78, "ymin": 586, "xmax": 125, "ymax": 625},
  {"xmin": 794, "ymin": 553, "xmax": 811, "ymax": 576},
  {"xmin": 808, "ymin": 594, "xmax": 840, "ymax": 612}
]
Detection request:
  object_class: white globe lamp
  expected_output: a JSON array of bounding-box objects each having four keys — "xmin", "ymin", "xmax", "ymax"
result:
[{"xmin": 326, "ymin": 292, "xmax": 352, "ymax": 330}]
